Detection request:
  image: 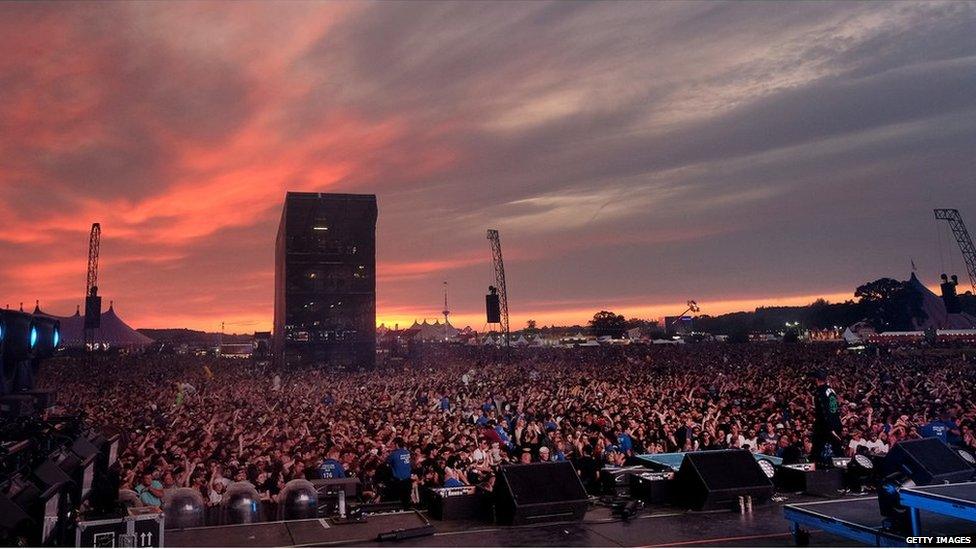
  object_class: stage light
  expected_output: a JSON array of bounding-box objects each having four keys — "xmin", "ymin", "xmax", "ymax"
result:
[
  {"xmin": 0, "ymin": 490, "xmax": 32, "ymax": 546},
  {"xmin": 757, "ymin": 458, "xmax": 776, "ymax": 479},
  {"xmin": 0, "ymin": 310, "xmax": 31, "ymax": 352},
  {"xmin": 221, "ymin": 481, "xmax": 263, "ymax": 525},
  {"xmin": 29, "ymin": 317, "xmax": 60, "ymax": 360},
  {"xmin": 164, "ymin": 488, "xmax": 205, "ymax": 528},
  {"xmin": 13, "ymin": 471, "xmax": 67, "ymax": 546},
  {"xmin": 279, "ymin": 479, "xmax": 318, "ymax": 520},
  {"xmin": 67, "ymin": 436, "xmax": 99, "ymax": 502},
  {"xmin": 877, "ymin": 472, "xmax": 915, "ymax": 533},
  {"xmin": 958, "ymin": 448, "xmax": 975, "ymax": 466},
  {"xmin": 846, "ymin": 453, "xmax": 875, "ymax": 492}
]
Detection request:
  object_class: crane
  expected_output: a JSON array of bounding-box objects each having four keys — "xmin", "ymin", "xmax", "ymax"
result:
[
  {"xmin": 934, "ymin": 209, "xmax": 976, "ymax": 292},
  {"xmin": 84, "ymin": 223, "xmax": 101, "ymax": 350},
  {"xmin": 487, "ymin": 229, "xmax": 510, "ymax": 346}
]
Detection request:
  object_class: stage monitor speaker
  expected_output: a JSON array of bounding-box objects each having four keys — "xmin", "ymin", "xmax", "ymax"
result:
[
  {"xmin": 493, "ymin": 462, "xmax": 588, "ymax": 525},
  {"xmin": 882, "ymin": 437, "xmax": 973, "ymax": 485},
  {"xmin": 674, "ymin": 449, "xmax": 774, "ymax": 510},
  {"xmin": 485, "ymin": 293, "xmax": 501, "ymax": 324}
]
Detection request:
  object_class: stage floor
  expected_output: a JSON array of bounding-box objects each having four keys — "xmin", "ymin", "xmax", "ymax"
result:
[{"xmin": 166, "ymin": 494, "xmax": 858, "ymax": 547}]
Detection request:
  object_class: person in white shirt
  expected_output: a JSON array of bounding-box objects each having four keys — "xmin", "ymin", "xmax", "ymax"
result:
[
  {"xmin": 742, "ymin": 429, "xmax": 758, "ymax": 453},
  {"xmin": 865, "ymin": 432, "xmax": 889, "ymax": 455},
  {"xmin": 847, "ymin": 430, "xmax": 868, "ymax": 456}
]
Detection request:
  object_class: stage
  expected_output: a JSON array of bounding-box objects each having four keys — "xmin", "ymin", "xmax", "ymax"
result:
[{"xmin": 166, "ymin": 494, "xmax": 854, "ymax": 547}]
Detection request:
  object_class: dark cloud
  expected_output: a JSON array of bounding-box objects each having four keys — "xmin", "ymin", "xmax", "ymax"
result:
[{"xmin": 2, "ymin": 1, "xmax": 975, "ymax": 329}]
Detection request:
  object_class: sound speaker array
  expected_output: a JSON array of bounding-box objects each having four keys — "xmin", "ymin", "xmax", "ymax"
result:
[{"xmin": 485, "ymin": 293, "xmax": 501, "ymax": 324}]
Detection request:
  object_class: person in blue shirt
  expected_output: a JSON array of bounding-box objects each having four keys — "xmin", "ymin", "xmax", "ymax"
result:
[
  {"xmin": 387, "ymin": 438, "xmax": 413, "ymax": 505},
  {"xmin": 443, "ymin": 467, "xmax": 464, "ymax": 488},
  {"xmin": 440, "ymin": 395, "xmax": 450, "ymax": 412},
  {"xmin": 318, "ymin": 447, "xmax": 345, "ymax": 479},
  {"xmin": 475, "ymin": 410, "xmax": 490, "ymax": 426},
  {"xmin": 616, "ymin": 425, "xmax": 633, "ymax": 455},
  {"xmin": 493, "ymin": 420, "xmax": 512, "ymax": 449},
  {"xmin": 134, "ymin": 472, "xmax": 165, "ymax": 507},
  {"xmin": 921, "ymin": 409, "xmax": 961, "ymax": 445}
]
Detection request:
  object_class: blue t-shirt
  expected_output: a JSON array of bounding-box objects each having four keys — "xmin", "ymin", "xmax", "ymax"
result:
[
  {"xmin": 135, "ymin": 480, "xmax": 163, "ymax": 506},
  {"xmin": 617, "ymin": 434, "xmax": 633, "ymax": 454},
  {"xmin": 476, "ymin": 415, "xmax": 489, "ymax": 426},
  {"xmin": 388, "ymin": 448, "xmax": 412, "ymax": 480},
  {"xmin": 440, "ymin": 397, "xmax": 450, "ymax": 411},
  {"xmin": 319, "ymin": 458, "xmax": 345, "ymax": 479},
  {"xmin": 444, "ymin": 477, "xmax": 464, "ymax": 488},
  {"xmin": 494, "ymin": 425, "xmax": 511, "ymax": 446},
  {"xmin": 921, "ymin": 419, "xmax": 957, "ymax": 443}
]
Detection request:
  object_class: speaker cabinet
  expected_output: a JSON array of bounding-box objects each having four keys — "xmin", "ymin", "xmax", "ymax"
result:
[
  {"xmin": 775, "ymin": 464, "xmax": 843, "ymax": 497},
  {"xmin": 674, "ymin": 450, "xmax": 774, "ymax": 510},
  {"xmin": 486, "ymin": 294, "xmax": 501, "ymax": 324},
  {"xmin": 493, "ymin": 462, "xmax": 588, "ymax": 525},
  {"xmin": 883, "ymin": 437, "xmax": 973, "ymax": 485}
]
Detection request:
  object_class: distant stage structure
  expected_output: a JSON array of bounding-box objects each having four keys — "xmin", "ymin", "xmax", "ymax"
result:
[
  {"xmin": 486, "ymin": 229, "xmax": 510, "ymax": 346},
  {"xmin": 274, "ymin": 192, "xmax": 377, "ymax": 368},
  {"xmin": 934, "ymin": 208, "xmax": 976, "ymax": 292},
  {"xmin": 33, "ymin": 301, "xmax": 153, "ymax": 349}
]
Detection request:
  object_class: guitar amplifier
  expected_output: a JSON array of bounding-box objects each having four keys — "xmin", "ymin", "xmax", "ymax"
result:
[
  {"xmin": 629, "ymin": 471, "xmax": 674, "ymax": 504},
  {"xmin": 425, "ymin": 486, "xmax": 492, "ymax": 521}
]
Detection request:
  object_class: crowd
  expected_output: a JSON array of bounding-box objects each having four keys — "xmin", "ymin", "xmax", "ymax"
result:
[{"xmin": 36, "ymin": 344, "xmax": 976, "ymax": 507}]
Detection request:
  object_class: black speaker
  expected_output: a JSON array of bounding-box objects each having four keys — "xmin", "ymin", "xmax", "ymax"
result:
[
  {"xmin": 940, "ymin": 275, "xmax": 961, "ymax": 314},
  {"xmin": 84, "ymin": 296, "xmax": 101, "ymax": 330},
  {"xmin": 1, "ymin": 309, "xmax": 33, "ymax": 395},
  {"xmin": 774, "ymin": 464, "xmax": 843, "ymax": 497},
  {"xmin": 630, "ymin": 471, "xmax": 674, "ymax": 504},
  {"xmin": 882, "ymin": 437, "xmax": 973, "ymax": 485},
  {"xmin": 493, "ymin": 462, "xmax": 588, "ymax": 525},
  {"xmin": 674, "ymin": 450, "xmax": 774, "ymax": 510},
  {"xmin": 486, "ymin": 293, "xmax": 501, "ymax": 324}
]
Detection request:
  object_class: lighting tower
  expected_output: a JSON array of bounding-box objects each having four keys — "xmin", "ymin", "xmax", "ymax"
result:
[
  {"xmin": 442, "ymin": 281, "xmax": 450, "ymax": 323},
  {"xmin": 486, "ymin": 229, "xmax": 510, "ymax": 346},
  {"xmin": 84, "ymin": 223, "xmax": 101, "ymax": 350},
  {"xmin": 934, "ymin": 209, "xmax": 976, "ymax": 292}
]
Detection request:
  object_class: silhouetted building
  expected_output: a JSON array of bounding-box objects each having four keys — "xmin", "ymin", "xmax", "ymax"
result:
[{"xmin": 274, "ymin": 192, "xmax": 377, "ymax": 367}]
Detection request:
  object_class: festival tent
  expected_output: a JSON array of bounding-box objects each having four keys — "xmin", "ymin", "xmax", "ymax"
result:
[
  {"xmin": 34, "ymin": 301, "xmax": 154, "ymax": 349},
  {"xmin": 906, "ymin": 273, "xmax": 976, "ymax": 330}
]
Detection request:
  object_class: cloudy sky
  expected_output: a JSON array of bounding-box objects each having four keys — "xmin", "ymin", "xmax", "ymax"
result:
[{"xmin": 2, "ymin": 1, "xmax": 975, "ymax": 331}]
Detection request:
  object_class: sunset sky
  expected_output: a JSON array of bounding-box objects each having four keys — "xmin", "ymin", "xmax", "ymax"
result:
[{"xmin": 2, "ymin": 1, "xmax": 975, "ymax": 332}]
